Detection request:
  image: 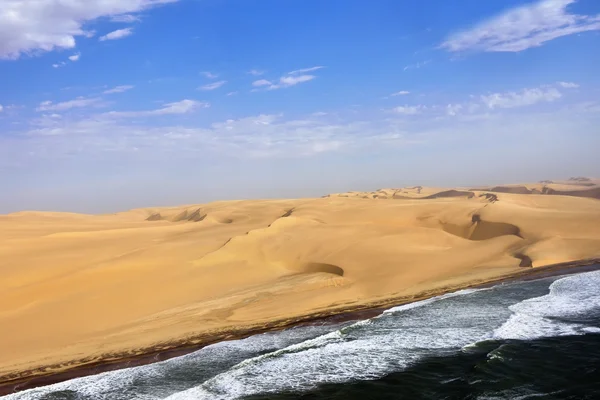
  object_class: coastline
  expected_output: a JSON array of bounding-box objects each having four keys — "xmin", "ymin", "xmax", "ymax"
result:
[{"xmin": 1, "ymin": 257, "xmax": 599, "ymax": 396}]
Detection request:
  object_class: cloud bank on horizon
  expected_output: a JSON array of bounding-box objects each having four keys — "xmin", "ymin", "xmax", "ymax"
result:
[{"xmin": 0, "ymin": 0, "xmax": 599, "ymax": 213}]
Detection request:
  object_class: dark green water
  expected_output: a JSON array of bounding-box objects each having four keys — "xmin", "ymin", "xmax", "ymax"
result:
[{"xmin": 4, "ymin": 267, "xmax": 600, "ymax": 400}]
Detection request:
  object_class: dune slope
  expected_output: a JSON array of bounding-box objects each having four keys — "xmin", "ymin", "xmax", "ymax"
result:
[{"xmin": 1, "ymin": 187, "xmax": 600, "ymax": 383}]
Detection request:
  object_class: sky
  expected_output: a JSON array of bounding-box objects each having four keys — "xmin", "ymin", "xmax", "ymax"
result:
[{"xmin": 1, "ymin": 0, "xmax": 599, "ymax": 213}]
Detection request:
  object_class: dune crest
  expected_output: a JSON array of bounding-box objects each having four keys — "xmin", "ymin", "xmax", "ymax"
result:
[{"xmin": 1, "ymin": 181, "xmax": 600, "ymax": 385}]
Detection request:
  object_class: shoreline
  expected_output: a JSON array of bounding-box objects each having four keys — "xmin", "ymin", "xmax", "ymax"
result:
[{"xmin": 2, "ymin": 258, "xmax": 599, "ymax": 396}]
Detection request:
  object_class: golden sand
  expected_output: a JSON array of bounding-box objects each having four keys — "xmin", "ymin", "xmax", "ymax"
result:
[{"xmin": 1, "ymin": 180, "xmax": 600, "ymax": 382}]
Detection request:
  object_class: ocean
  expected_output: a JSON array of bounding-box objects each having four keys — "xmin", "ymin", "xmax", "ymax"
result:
[{"xmin": 3, "ymin": 266, "xmax": 600, "ymax": 400}]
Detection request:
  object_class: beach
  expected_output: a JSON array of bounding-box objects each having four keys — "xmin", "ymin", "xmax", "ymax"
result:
[
  {"xmin": 1, "ymin": 182, "xmax": 600, "ymax": 394},
  {"xmin": 3, "ymin": 263, "xmax": 600, "ymax": 399}
]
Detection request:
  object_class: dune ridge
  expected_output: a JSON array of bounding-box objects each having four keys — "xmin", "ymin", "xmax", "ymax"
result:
[{"xmin": 1, "ymin": 180, "xmax": 600, "ymax": 389}]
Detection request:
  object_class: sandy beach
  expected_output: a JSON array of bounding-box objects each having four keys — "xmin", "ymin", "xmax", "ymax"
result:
[{"xmin": 1, "ymin": 180, "xmax": 600, "ymax": 393}]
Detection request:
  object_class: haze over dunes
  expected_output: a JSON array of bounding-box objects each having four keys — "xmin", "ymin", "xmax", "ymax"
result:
[{"xmin": 1, "ymin": 180, "xmax": 600, "ymax": 384}]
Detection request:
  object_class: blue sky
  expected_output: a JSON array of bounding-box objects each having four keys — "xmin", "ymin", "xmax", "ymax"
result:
[{"xmin": 1, "ymin": 0, "xmax": 599, "ymax": 213}]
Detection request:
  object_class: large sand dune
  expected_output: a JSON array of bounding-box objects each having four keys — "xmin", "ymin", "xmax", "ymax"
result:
[{"xmin": 1, "ymin": 182, "xmax": 600, "ymax": 384}]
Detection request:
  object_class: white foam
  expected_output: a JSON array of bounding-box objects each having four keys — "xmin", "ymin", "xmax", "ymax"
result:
[
  {"xmin": 1, "ymin": 324, "xmax": 341, "ymax": 400},
  {"xmin": 494, "ymin": 269, "xmax": 600, "ymax": 340},
  {"xmin": 1, "ymin": 364, "xmax": 164, "ymax": 400},
  {"xmin": 165, "ymin": 337, "xmax": 420, "ymax": 400},
  {"xmin": 166, "ymin": 273, "xmax": 600, "ymax": 400},
  {"xmin": 165, "ymin": 289, "xmax": 497, "ymax": 400}
]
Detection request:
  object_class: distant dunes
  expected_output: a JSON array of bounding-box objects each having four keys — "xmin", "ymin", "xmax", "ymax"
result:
[
  {"xmin": 325, "ymin": 178, "xmax": 600, "ymax": 201},
  {"xmin": 467, "ymin": 177, "xmax": 600, "ymax": 200}
]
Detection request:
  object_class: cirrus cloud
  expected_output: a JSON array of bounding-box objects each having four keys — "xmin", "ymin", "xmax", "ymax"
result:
[
  {"xmin": 288, "ymin": 66, "xmax": 325, "ymax": 75},
  {"xmin": 252, "ymin": 79, "xmax": 272, "ymax": 87},
  {"xmin": 103, "ymin": 85, "xmax": 135, "ymax": 94},
  {"xmin": 99, "ymin": 28, "xmax": 134, "ymax": 41},
  {"xmin": 103, "ymin": 99, "xmax": 209, "ymax": 118},
  {"xmin": 198, "ymin": 80, "xmax": 227, "ymax": 91},
  {"xmin": 36, "ymin": 97, "xmax": 103, "ymax": 112},
  {"xmin": 558, "ymin": 81, "xmax": 580, "ymax": 88},
  {"xmin": 393, "ymin": 105, "xmax": 422, "ymax": 115},
  {"xmin": 441, "ymin": 0, "xmax": 600, "ymax": 53},
  {"xmin": 480, "ymin": 87, "xmax": 562, "ymax": 109}
]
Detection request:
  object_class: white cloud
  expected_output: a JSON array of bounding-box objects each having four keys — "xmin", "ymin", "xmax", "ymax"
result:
[
  {"xmin": 103, "ymin": 85, "xmax": 134, "ymax": 94},
  {"xmin": 201, "ymin": 71, "xmax": 218, "ymax": 79},
  {"xmin": 393, "ymin": 105, "xmax": 422, "ymax": 115},
  {"xmin": 252, "ymin": 67, "xmax": 323, "ymax": 91},
  {"xmin": 480, "ymin": 87, "xmax": 562, "ymax": 109},
  {"xmin": 248, "ymin": 69, "xmax": 265, "ymax": 76},
  {"xmin": 36, "ymin": 97, "xmax": 102, "ymax": 112},
  {"xmin": 0, "ymin": 104, "xmax": 19, "ymax": 113},
  {"xmin": 149, "ymin": 100, "xmax": 207, "ymax": 115},
  {"xmin": 10, "ymin": 88, "xmax": 600, "ymax": 183},
  {"xmin": 441, "ymin": 0, "xmax": 600, "ymax": 53},
  {"xmin": 15, "ymin": 81, "xmax": 591, "ymax": 181},
  {"xmin": 386, "ymin": 84, "xmax": 568, "ymax": 117},
  {"xmin": 99, "ymin": 28, "xmax": 134, "ymax": 41},
  {"xmin": 252, "ymin": 79, "xmax": 272, "ymax": 87},
  {"xmin": 110, "ymin": 14, "xmax": 141, "ymax": 23},
  {"xmin": 268, "ymin": 75, "xmax": 315, "ymax": 90},
  {"xmin": 403, "ymin": 60, "xmax": 431, "ymax": 71},
  {"xmin": 288, "ymin": 66, "xmax": 325, "ymax": 75},
  {"xmin": 558, "ymin": 81, "xmax": 579, "ymax": 88},
  {"xmin": 391, "ymin": 91, "xmax": 410, "ymax": 96},
  {"xmin": 0, "ymin": 0, "xmax": 178, "ymax": 59},
  {"xmin": 446, "ymin": 104, "xmax": 463, "ymax": 116},
  {"xmin": 198, "ymin": 80, "xmax": 227, "ymax": 91},
  {"xmin": 226, "ymin": 91, "xmax": 239, "ymax": 96},
  {"xmin": 22, "ymin": 112, "xmax": 417, "ymax": 158},
  {"xmin": 104, "ymin": 99, "xmax": 209, "ymax": 118},
  {"xmin": 52, "ymin": 53, "xmax": 80, "ymax": 68}
]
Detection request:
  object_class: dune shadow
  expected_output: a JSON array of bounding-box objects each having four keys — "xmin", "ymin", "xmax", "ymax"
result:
[
  {"xmin": 423, "ymin": 190, "xmax": 475, "ymax": 199},
  {"xmin": 299, "ymin": 263, "xmax": 345, "ymax": 277},
  {"xmin": 441, "ymin": 214, "xmax": 522, "ymax": 241}
]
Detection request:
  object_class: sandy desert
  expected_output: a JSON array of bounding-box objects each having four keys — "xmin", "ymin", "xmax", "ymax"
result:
[{"xmin": 1, "ymin": 178, "xmax": 600, "ymax": 386}]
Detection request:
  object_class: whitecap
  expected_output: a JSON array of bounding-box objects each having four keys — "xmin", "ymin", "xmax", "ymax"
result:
[{"xmin": 493, "ymin": 269, "xmax": 600, "ymax": 340}]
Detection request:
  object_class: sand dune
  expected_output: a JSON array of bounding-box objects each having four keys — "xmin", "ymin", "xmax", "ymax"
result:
[
  {"xmin": 467, "ymin": 177, "xmax": 600, "ymax": 199},
  {"xmin": 1, "ymin": 181, "xmax": 600, "ymax": 385}
]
